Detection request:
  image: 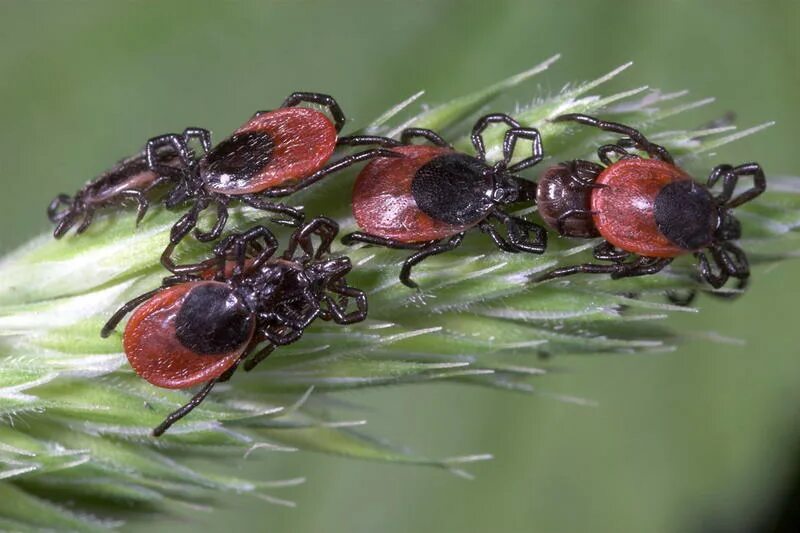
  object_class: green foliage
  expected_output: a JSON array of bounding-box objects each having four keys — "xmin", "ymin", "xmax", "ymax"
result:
[{"xmin": 0, "ymin": 58, "xmax": 797, "ymax": 530}]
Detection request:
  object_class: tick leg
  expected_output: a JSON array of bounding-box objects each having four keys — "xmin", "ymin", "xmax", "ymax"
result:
[
  {"xmin": 182, "ymin": 127, "xmax": 212, "ymax": 154},
  {"xmin": 488, "ymin": 211, "xmax": 547, "ymax": 254},
  {"xmin": 534, "ymin": 262, "xmax": 627, "ymax": 282},
  {"xmin": 75, "ymin": 208, "xmax": 95, "ymax": 234},
  {"xmin": 553, "ymin": 114, "xmax": 674, "ymax": 164},
  {"xmin": 592, "ymin": 241, "xmax": 629, "ymax": 262},
  {"xmin": 215, "ymin": 225, "xmax": 279, "ymax": 275},
  {"xmin": 291, "ymin": 216, "xmax": 340, "ymax": 260},
  {"xmin": 609, "ymin": 256, "xmax": 672, "ymax": 279},
  {"xmin": 161, "ymin": 199, "xmax": 217, "ymax": 275},
  {"xmin": 707, "ymin": 162, "xmax": 766, "ymax": 208},
  {"xmin": 323, "ymin": 285, "xmax": 368, "ymax": 324},
  {"xmin": 260, "ymin": 148, "xmax": 402, "ymax": 197},
  {"xmin": 101, "ymin": 288, "xmax": 162, "ymax": 337},
  {"xmin": 194, "ymin": 199, "xmax": 230, "ymax": 242},
  {"xmin": 504, "ymin": 127, "xmax": 544, "ymax": 173},
  {"xmin": 341, "ymin": 232, "xmax": 429, "ymax": 250},
  {"xmin": 399, "ymin": 128, "xmax": 453, "ymax": 148},
  {"xmin": 262, "ymin": 323, "xmax": 305, "ymax": 346},
  {"xmin": 695, "ymin": 251, "xmax": 728, "ymax": 288},
  {"xmin": 400, "ymin": 233, "xmax": 465, "ymax": 289},
  {"xmin": 53, "ymin": 210, "xmax": 81, "ymax": 239},
  {"xmin": 716, "ymin": 242, "xmax": 750, "ymax": 277},
  {"xmin": 471, "ymin": 113, "xmax": 521, "ymax": 161},
  {"xmin": 238, "ymin": 195, "xmax": 305, "ymax": 225},
  {"xmin": 48, "ymin": 194, "xmax": 74, "ymax": 223},
  {"xmin": 152, "ymin": 349, "xmax": 250, "ymax": 436},
  {"xmin": 337, "ymin": 135, "xmax": 402, "ymax": 148},
  {"xmin": 597, "ymin": 144, "xmax": 637, "ymax": 166},
  {"xmin": 152, "ymin": 380, "xmax": 218, "ymax": 436},
  {"xmin": 119, "ymin": 190, "xmax": 149, "ymax": 225},
  {"xmin": 478, "ymin": 221, "xmax": 516, "ymax": 252},
  {"xmin": 145, "ymin": 134, "xmax": 193, "ymax": 176},
  {"xmin": 533, "ymin": 254, "xmax": 671, "ymax": 282},
  {"xmin": 281, "ymin": 92, "xmax": 346, "ymax": 132},
  {"xmin": 243, "ymin": 343, "xmax": 275, "ymax": 372}
]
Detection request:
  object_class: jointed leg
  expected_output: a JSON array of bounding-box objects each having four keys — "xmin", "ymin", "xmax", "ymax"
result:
[
  {"xmin": 75, "ymin": 208, "xmax": 95, "ymax": 234},
  {"xmin": 337, "ymin": 135, "xmax": 401, "ymax": 148},
  {"xmin": 145, "ymin": 134, "xmax": 193, "ymax": 176},
  {"xmin": 101, "ymin": 275, "xmax": 192, "ymax": 337},
  {"xmin": 597, "ymin": 144, "xmax": 638, "ymax": 166},
  {"xmin": 151, "ymin": 351, "xmax": 247, "ymax": 437},
  {"xmin": 260, "ymin": 148, "xmax": 402, "ymax": 197},
  {"xmin": 214, "ymin": 225, "xmax": 279, "ymax": 275},
  {"xmin": 323, "ymin": 284, "xmax": 368, "ymax": 324},
  {"xmin": 503, "ymin": 127, "xmax": 544, "ymax": 172},
  {"xmin": 101, "ymin": 288, "xmax": 162, "ymax": 337},
  {"xmin": 243, "ymin": 343, "xmax": 276, "ymax": 372},
  {"xmin": 592, "ymin": 241, "xmax": 630, "ymax": 262},
  {"xmin": 119, "ymin": 190, "xmax": 149, "ymax": 224},
  {"xmin": 707, "ymin": 162, "xmax": 766, "ymax": 207},
  {"xmin": 286, "ymin": 216, "xmax": 339, "ymax": 260},
  {"xmin": 400, "ymin": 234, "xmax": 465, "ymax": 288},
  {"xmin": 399, "ymin": 128, "xmax": 452, "ymax": 148},
  {"xmin": 281, "ymin": 92, "xmax": 346, "ymax": 132},
  {"xmin": 161, "ymin": 199, "xmax": 215, "ymax": 275},
  {"xmin": 471, "ymin": 113, "xmax": 521, "ymax": 160},
  {"xmin": 552, "ymin": 114, "xmax": 674, "ymax": 164},
  {"xmin": 182, "ymin": 127, "xmax": 212, "ymax": 154},
  {"xmin": 193, "ymin": 199, "xmax": 230, "ymax": 242},
  {"xmin": 238, "ymin": 195, "xmax": 305, "ymax": 225},
  {"xmin": 48, "ymin": 194, "xmax": 74, "ymax": 223},
  {"xmin": 342, "ymin": 232, "xmax": 429, "ymax": 250},
  {"xmin": 484, "ymin": 211, "xmax": 547, "ymax": 254},
  {"xmin": 533, "ymin": 250, "xmax": 672, "ymax": 283},
  {"xmin": 53, "ymin": 211, "xmax": 81, "ymax": 238}
]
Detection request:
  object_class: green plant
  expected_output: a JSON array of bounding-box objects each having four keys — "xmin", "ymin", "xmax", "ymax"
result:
[{"xmin": 1, "ymin": 56, "xmax": 797, "ymax": 531}]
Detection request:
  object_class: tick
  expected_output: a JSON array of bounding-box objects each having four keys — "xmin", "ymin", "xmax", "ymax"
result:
[
  {"xmin": 534, "ymin": 113, "xmax": 765, "ymax": 293},
  {"xmin": 49, "ymin": 92, "xmax": 398, "ymax": 265},
  {"xmin": 100, "ymin": 217, "xmax": 366, "ymax": 436},
  {"xmin": 47, "ymin": 148, "xmax": 185, "ymax": 238},
  {"xmin": 342, "ymin": 113, "xmax": 546, "ymax": 288}
]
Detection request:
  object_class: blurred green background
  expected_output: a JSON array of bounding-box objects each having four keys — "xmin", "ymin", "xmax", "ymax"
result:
[{"xmin": 1, "ymin": 1, "xmax": 799, "ymax": 532}]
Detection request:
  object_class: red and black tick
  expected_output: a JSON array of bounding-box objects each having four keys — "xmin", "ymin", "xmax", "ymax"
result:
[
  {"xmin": 48, "ymin": 93, "xmax": 398, "ymax": 265},
  {"xmin": 534, "ymin": 113, "xmax": 766, "ymax": 294},
  {"xmin": 342, "ymin": 113, "xmax": 547, "ymax": 288},
  {"xmin": 48, "ymin": 148, "xmax": 184, "ymax": 238},
  {"xmin": 101, "ymin": 217, "xmax": 366, "ymax": 436}
]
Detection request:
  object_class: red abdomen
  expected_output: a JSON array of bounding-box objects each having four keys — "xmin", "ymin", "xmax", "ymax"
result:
[
  {"xmin": 206, "ymin": 107, "xmax": 337, "ymax": 194},
  {"xmin": 591, "ymin": 158, "xmax": 693, "ymax": 258},
  {"xmin": 123, "ymin": 282, "xmax": 252, "ymax": 389},
  {"xmin": 352, "ymin": 145, "xmax": 472, "ymax": 242}
]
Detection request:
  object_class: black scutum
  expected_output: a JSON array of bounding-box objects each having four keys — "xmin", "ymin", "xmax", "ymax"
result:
[
  {"xmin": 653, "ymin": 180, "xmax": 718, "ymax": 250},
  {"xmin": 411, "ymin": 153, "xmax": 493, "ymax": 226},
  {"xmin": 202, "ymin": 131, "xmax": 274, "ymax": 187},
  {"xmin": 175, "ymin": 284, "xmax": 254, "ymax": 354}
]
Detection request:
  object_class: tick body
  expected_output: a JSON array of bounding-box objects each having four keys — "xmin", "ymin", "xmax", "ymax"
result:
[
  {"xmin": 152, "ymin": 92, "xmax": 398, "ymax": 273},
  {"xmin": 102, "ymin": 217, "xmax": 366, "ymax": 436},
  {"xmin": 535, "ymin": 113, "xmax": 766, "ymax": 294},
  {"xmin": 344, "ymin": 114, "xmax": 547, "ymax": 288},
  {"xmin": 352, "ymin": 145, "xmax": 489, "ymax": 241}
]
